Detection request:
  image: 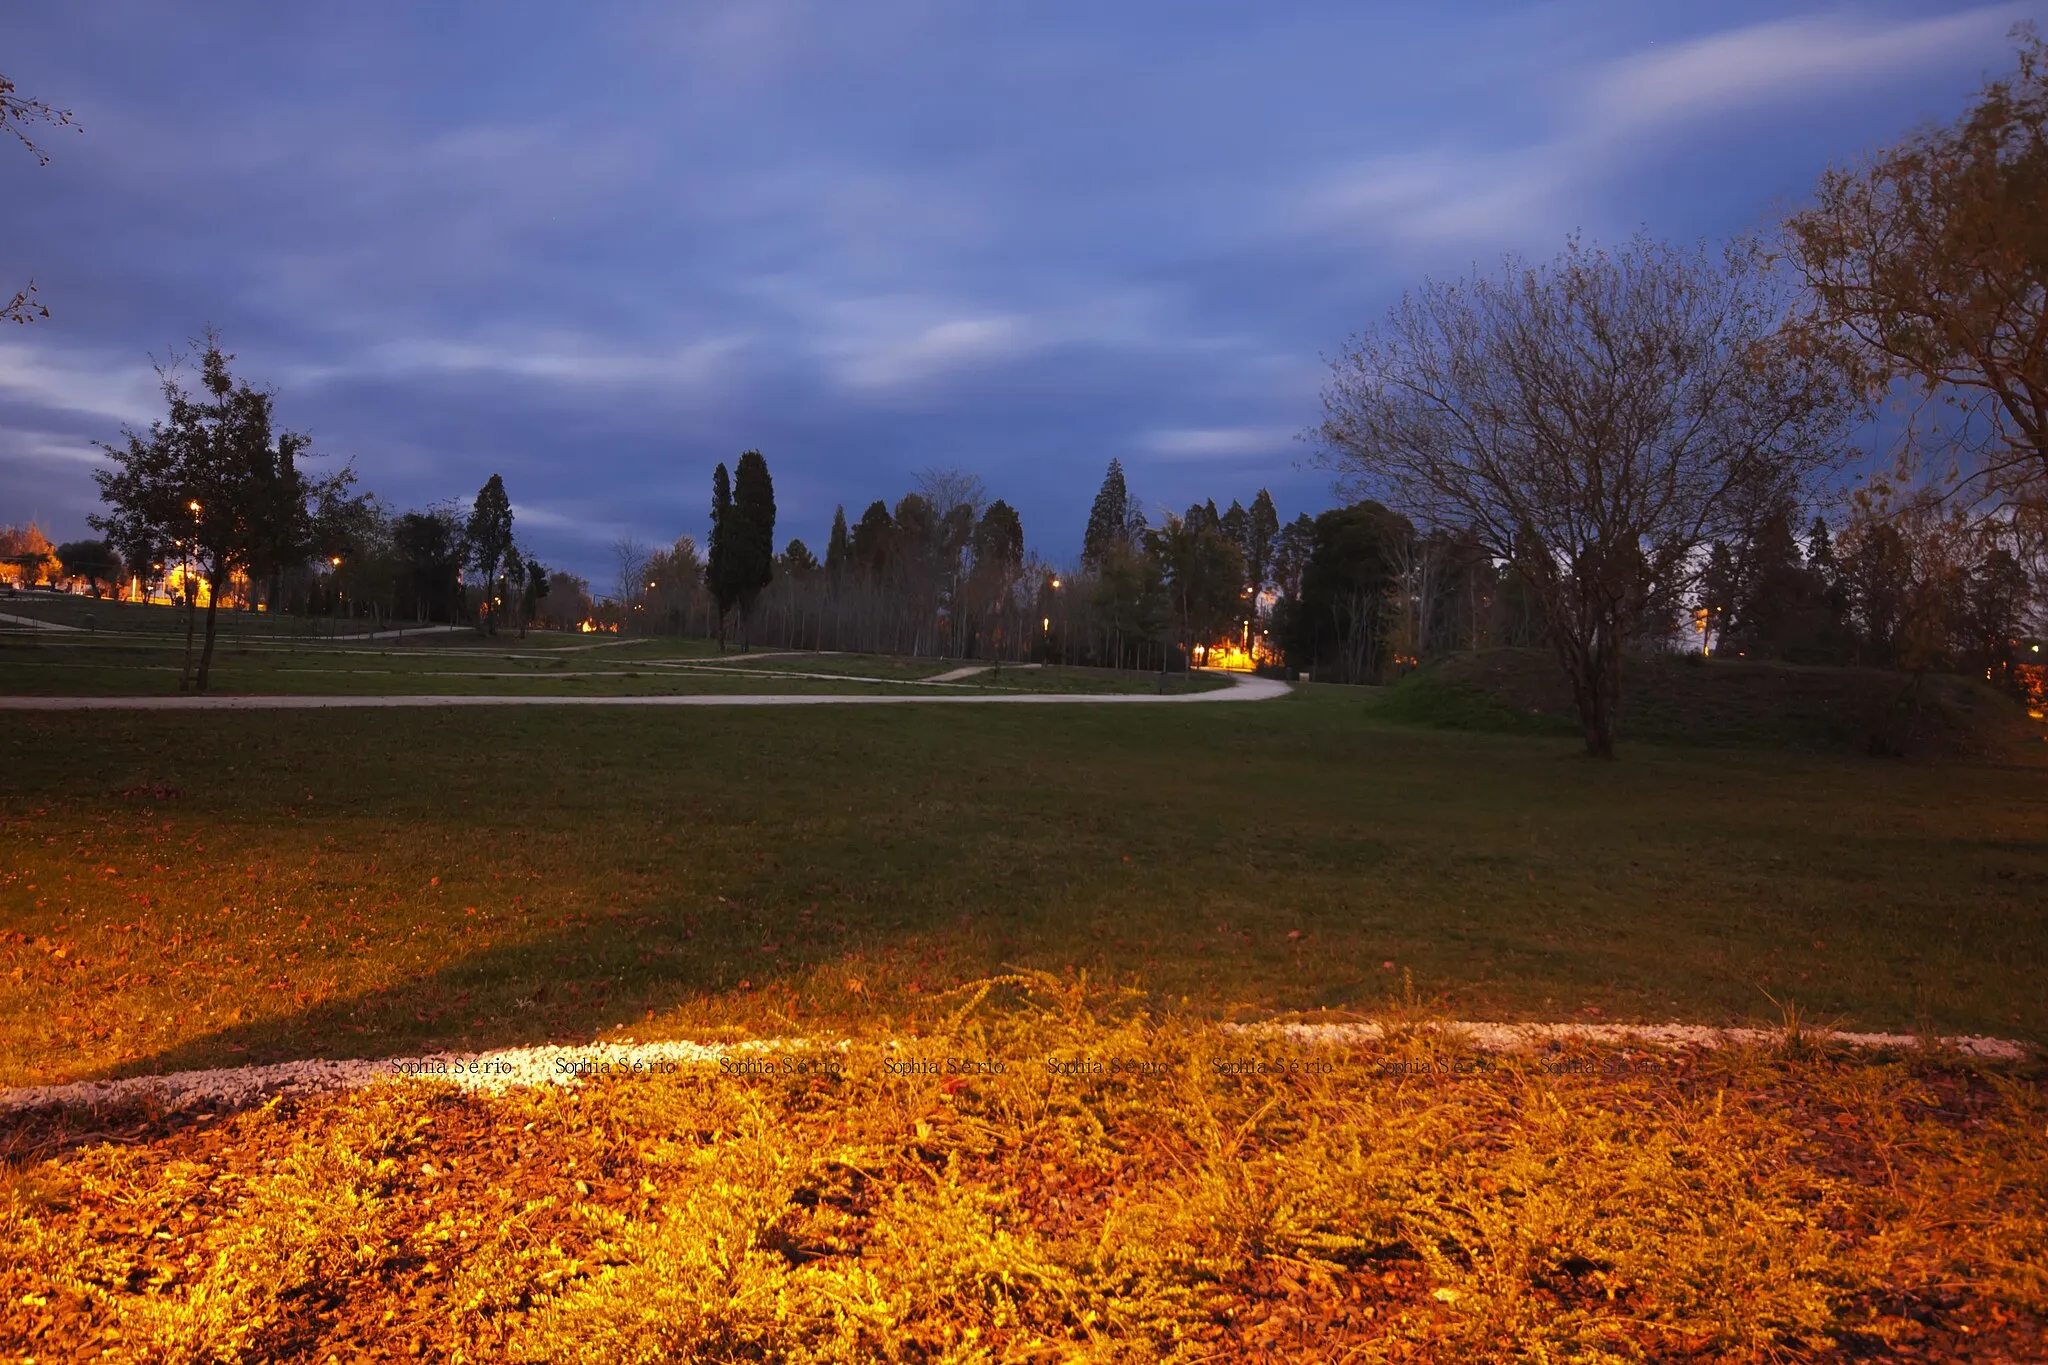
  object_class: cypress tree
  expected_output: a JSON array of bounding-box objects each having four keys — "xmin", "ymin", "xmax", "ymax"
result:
[
  {"xmin": 731, "ymin": 449, "xmax": 777, "ymax": 649},
  {"xmin": 825, "ymin": 504, "xmax": 851, "ymax": 579},
  {"xmin": 706, "ymin": 462, "xmax": 734, "ymax": 647}
]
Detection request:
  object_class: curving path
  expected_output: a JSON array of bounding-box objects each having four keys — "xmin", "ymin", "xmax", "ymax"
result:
[{"xmin": 0, "ymin": 671, "xmax": 1289, "ymax": 710}]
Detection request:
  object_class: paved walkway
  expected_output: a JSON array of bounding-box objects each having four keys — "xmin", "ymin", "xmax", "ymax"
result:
[
  {"xmin": 0, "ymin": 611, "xmax": 82, "ymax": 631},
  {"xmin": 0, "ymin": 672, "xmax": 1289, "ymax": 710}
]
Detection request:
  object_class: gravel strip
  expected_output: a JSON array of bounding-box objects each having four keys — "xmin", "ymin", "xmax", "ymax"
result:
[
  {"xmin": 1233, "ymin": 1020, "xmax": 2038, "ymax": 1061},
  {"xmin": 3, "ymin": 1020, "xmax": 2033, "ymax": 1114},
  {"xmin": 0, "ymin": 1038, "xmax": 829, "ymax": 1114}
]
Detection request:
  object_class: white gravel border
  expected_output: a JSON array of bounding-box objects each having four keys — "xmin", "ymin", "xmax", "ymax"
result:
[
  {"xmin": 1, "ymin": 1021, "xmax": 2032, "ymax": 1114},
  {"xmin": 1231, "ymin": 1020, "xmax": 2037, "ymax": 1061}
]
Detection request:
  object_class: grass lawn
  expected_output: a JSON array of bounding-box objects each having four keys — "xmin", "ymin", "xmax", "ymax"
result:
[
  {"xmin": 0, "ymin": 634, "xmax": 1229, "ymax": 698},
  {"xmin": 2, "ymin": 678, "xmax": 2044, "ymax": 1360}
]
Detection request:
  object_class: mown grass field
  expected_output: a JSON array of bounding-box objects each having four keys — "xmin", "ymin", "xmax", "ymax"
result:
[
  {"xmin": 0, "ymin": 630, "xmax": 1226, "ymax": 698},
  {"xmin": 1, "ymin": 663, "xmax": 2044, "ymax": 1360}
]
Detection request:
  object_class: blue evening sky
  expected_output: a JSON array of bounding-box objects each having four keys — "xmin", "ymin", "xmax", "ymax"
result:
[{"xmin": 2, "ymin": 2, "xmax": 2039, "ymax": 581}]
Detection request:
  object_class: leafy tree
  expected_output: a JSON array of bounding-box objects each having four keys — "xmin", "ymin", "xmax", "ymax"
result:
[
  {"xmin": 392, "ymin": 507, "xmax": 466, "ymax": 623},
  {"xmin": 1319, "ymin": 233, "xmax": 1853, "ymax": 756},
  {"xmin": 520, "ymin": 557, "xmax": 549, "ymax": 637},
  {"xmin": 1145, "ymin": 509, "xmax": 1246, "ymax": 672},
  {"xmin": 92, "ymin": 335, "xmax": 343, "ymax": 690},
  {"xmin": 2, "ymin": 73, "xmax": 79, "ymax": 324},
  {"xmin": 466, "ymin": 474, "xmax": 515, "ymax": 635},
  {"xmin": 55, "ymin": 539, "xmax": 120, "ymax": 594},
  {"xmin": 1785, "ymin": 26, "xmax": 2048, "ymax": 519},
  {"xmin": 850, "ymin": 499, "xmax": 895, "ymax": 575},
  {"xmin": 1278, "ymin": 501, "xmax": 1412, "ymax": 683},
  {"xmin": 730, "ymin": 450, "xmax": 777, "ymax": 648}
]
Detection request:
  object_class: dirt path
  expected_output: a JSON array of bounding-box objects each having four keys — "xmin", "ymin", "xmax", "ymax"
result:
[{"xmin": 0, "ymin": 672, "xmax": 1289, "ymax": 710}]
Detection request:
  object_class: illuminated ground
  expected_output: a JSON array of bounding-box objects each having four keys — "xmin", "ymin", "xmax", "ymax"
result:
[{"xmin": 1, "ymin": 667, "xmax": 2043, "ymax": 1360}]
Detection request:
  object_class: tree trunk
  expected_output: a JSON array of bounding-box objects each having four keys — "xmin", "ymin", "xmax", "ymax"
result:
[
  {"xmin": 195, "ymin": 569, "xmax": 225, "ymax": 692},
  {"xmin": 178, "ymin": 579, "xmax": 199, "ymax": 692},
  {"xmin": 1557, "ymin": 629, "xmax": 1621, "ymax": 759}
]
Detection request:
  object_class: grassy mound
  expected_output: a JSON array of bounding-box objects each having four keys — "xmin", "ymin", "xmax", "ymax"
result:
[
  {"xmin": 4, "ymin": 980, "xmax": 2044, "ymax": 1363},
  {"xmin": 1374, "ymin": 648, "xmax": 2046, "ymax": 759}
]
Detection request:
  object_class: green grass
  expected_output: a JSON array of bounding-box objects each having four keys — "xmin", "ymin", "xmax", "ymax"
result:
[
  {"xmin": 0, "ymin": 635, "xmax": 1229, "ymax": 698},
  {"xmin": 1, "ymin": 687, "xmax": 2043, "ymax": 1092}
]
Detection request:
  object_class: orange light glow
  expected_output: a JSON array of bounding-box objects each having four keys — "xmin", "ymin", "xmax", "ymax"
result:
[
  {"xmin": 1191, "ymin": 637, "xmax": 1278, "ymax": 672},
  {"xmin": 578, "ymin": 619, "xmax": 617, "ymax": 634}
]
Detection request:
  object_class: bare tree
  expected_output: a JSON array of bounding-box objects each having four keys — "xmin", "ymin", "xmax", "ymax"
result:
[
  {"xmin": 2, "ymin": 73, "xmax": 80, "ymax": 324},
  {"xmin": 913, "ymin": 467, "xmax": 988, "ymax": 521},
  {"xmin": 1319, "ymin": 233, "xmax": 1854, "ymax": 756},
  {"xmin": 611, "ymin": 535, "xmax": 651, "ymax": 628}
]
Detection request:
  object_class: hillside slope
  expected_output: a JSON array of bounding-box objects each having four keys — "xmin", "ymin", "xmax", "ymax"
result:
[{"xmin": 1372, "ymin": 648, "xmax": 2046, "ymax": 761}]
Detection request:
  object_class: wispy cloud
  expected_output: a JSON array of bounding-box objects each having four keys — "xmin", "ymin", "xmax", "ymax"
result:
[
  {"xmin": 1139, "ymin": 425, "xmax": 1299, "ymax": 460},
  {"xmin": 0, "ymin": 343, "xmax": 164, "ymax": 428},
  {"xmin": 1588, "ymin": 8, "xmax": 2023, "ymax": 135},
  {"xmin": 824, "ymin": 312, "xmax": 1032, "ymax": 392},
  {"xmin": 1301, "ymin": 5, "xmax": 2026, "ymax": 247},
  {"xmin": 291, "ymin": 333, "xmax": 751, "ymax": 394}
]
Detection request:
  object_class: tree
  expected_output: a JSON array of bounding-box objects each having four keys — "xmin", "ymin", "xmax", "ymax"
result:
[
  {"xmin": 967, "ymin": 500, "xmax": 1026, "ymax": 653},
  {"xmin": 1963, "ymin": 546, "xmax": 2032, "ymax": 692},
  {"xmin": 1246, "ymin": 489, "xmax": 1280, "ymax": 598},
  {"xmin": 1082, "ymin": 459, "xmax": 1142, "ymax": 572},
  {"xmin": 1278, "ymin": 501, "xmax": 1412, "ymax": 683},
  {"xmin": 521, "ymin": 557, "xmax": 549, "ymax": 637},
  {"xmin": 392, "ymin": 507, "xmax": 466, "ymax": 623},
  {"xmin": 466, "ymin": 475, "xmax": 515, "ymax": 635},
  {"xmin": 782, "ymin": 538, "xmax": 819, "ymax": 576},
  {"xmin": 55, "ymin": 539, "xmax": 120, "ymax": 594},
  {"xmin": 1319, "ymin": 233, "xmax": 1854, "ymax": 756},
  {"xmin": 825, "ymin": 505, "xmax": 852, "ymax": 579},
  {"xmin": 92, "ymin": 335, "xmax": 343, "ymax": 690},
  {"xmin": 0, "ymin": 522, "xmax": 59, "ymax": 588},
  {"xmin": 1784, "ymin": 26, "xmax": 2048, "ymax": 524},
  {"xmin": 850, "ymin": 500, "xmax": 895, "ymax": 576},
  {"xmin": 2, "ymin": 73, "xmax": 79, "ymax": 325},
  {"xmin": 1272, "ymin": 513, "xmax": 1316, "ymax": 600},
  {"xmin": 730, "ymin": 450, "xmax": 777, "ymax": 649},
  {"xmin": 706, "ymin": 462, "xmax": 736, "ymax": 646},
  {"xmin": 1144, "ymin": 510, "xmax": 1246, "ymax": 673}
]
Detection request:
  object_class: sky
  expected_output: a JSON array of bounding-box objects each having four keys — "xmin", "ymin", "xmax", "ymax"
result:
[{"xmin": 2, "ymin": 2, "xmax": 2041, "ymax": 583}]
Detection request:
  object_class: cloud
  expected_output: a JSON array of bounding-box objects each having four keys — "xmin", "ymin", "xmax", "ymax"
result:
[
  {"xmin": 1, "ymin": 429, "xmax": 109, "ymax": 468},
  {"xmin": 1139, "ymin": 425, "xmax": 1299, "ymax": 459},
  {"xmin": 1300, "ymin": 5, "xmax": 2027, "ymax": 247},
  {"xmin": 292, "ymin": 334, "xmax": 750, "ymax": 394},
  {"xmin": 0, "ymin": 343, "xmax": 164, "ymax": 428},
  {"xmin": 1589, "ymin": 7, "xmax": 2024, "ymax": 135},
  {"xmin": 828, "ymin": 314, "xmax": 1031, "ymax": 391}
]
